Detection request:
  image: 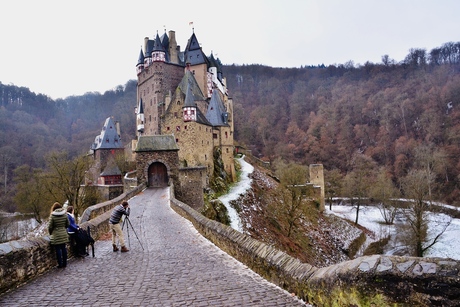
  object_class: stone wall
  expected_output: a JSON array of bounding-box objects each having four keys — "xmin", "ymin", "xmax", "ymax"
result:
[
  {"xmin": 170, "ymin": 195, "xmax": 460, "ymax": 306},
  {"xmin": 177, "ymin": 167, "xmax": 206, "ymax": 210}
]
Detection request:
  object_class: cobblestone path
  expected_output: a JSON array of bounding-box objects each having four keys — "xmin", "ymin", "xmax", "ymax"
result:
[{"xmin": 0, "ymin": 188, "xmax": 308, "ymax": 306}]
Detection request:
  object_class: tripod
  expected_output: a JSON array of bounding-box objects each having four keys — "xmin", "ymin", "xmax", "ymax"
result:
[{"xmin": 121, "ymin": 215, "xmax": 144, "ymax": 250}]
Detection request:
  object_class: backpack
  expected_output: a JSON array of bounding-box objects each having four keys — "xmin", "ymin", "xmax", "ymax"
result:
[{"xmin": 76, "ymin": 226, "xmax": 95, "ymax": 257}]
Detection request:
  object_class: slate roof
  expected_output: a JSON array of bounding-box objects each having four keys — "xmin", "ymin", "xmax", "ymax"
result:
[
  {"xmin": 178, "ymin": 70, "xmax": 206, "ymax": 100},
  {"xmin": 137, "ymin": 98, "xmax": 144, "ymax": 114},
  {"xmin": 91, "ymin": 117, "xmax": 123, "ymax": 150},
  {"xmin": 177, "ymin": 72, "xmax": 212, "ymax": 126},
  {"xmin": 100, "ymin": 162, "xmax": 121, "ymax": 176},
  {"xmin": 137, "ymin": 48, "xmax": 144, "ymax": 66},
  {"xmin": 206, "ymin": 90, "xmax": 229, "ymax": 127},
  {"xmin": 184, "ymin": 32, "xmax": 209, "ymax": 66},
  {"xmin": 153, "ymin": 32, "xmax": 165, "ymax": 52},
  {"xmin": 135, "ymin": 135, "xmax": 179, "ymax": 152}
]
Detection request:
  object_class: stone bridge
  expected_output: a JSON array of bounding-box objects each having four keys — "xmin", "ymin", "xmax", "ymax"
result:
[{"xmin": 0, "ymin": 187, "xmax": 459, "ymax": 306}]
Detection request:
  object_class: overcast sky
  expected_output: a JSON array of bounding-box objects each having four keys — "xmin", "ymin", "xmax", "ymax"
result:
[{"xmin": 1, "ymin": 0, "xmax": 459, "ymax": 100}]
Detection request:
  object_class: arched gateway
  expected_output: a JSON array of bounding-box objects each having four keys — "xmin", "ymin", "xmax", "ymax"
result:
[
  {"xmin": 148, "ymin": 162, "xmax": 168, "ymax": 187},
  {"xmin": 134, "ymin": 135, "xmax": 180, "ymax": 189}
]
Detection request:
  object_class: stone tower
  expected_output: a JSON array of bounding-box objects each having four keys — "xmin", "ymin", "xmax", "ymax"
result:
[{"xmin": 309, "ymin": 164, "xmax": 325, "ymax": 211}]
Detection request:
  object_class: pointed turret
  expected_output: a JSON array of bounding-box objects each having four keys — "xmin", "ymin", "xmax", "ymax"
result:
[
  {"xmin": 136, "ymin": 98, "xmax": 144, "ymax": 134},
  {"xmin": 183, "ymin": 83, "xmax": 197, "ymax": 122},
  {"xmin": 152, "ymin": 32, "xmax": 166, "ymax": 62},
  {"xmin": 136, "ymin": 48, "xmax": 145, "ymax": 75}
]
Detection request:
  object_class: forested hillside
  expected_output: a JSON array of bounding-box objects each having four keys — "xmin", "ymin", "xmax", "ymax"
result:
[
  {"xmin": 1, "ymin": 41, "xmax": 460, "ymax": 213},
  {"xmin": 0, "ymin": 80, "xmax": 137, "ymax": 211},
  {"xmin": 224, "ymin": 43, "xmax": 460, "ymax": 205}
]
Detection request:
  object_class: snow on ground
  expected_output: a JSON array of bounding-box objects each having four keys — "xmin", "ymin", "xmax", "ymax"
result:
[
  {"xmin": 327, "ymin": 205, "xmax": 460, "ymax": 260},
  {"xmin": 218, "ymin": 156, "xmax": 254, "ymax": 232}
]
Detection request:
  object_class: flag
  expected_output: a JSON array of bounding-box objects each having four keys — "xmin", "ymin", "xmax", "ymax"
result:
[{"xmin": 189, "ymin": 21, "xmax": 193, "ymax": 26}]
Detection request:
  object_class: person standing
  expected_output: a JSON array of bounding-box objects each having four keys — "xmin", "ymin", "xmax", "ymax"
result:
[
  {"xmin": 48, "ymin": 202, "xmax": 69, "ymax": 268},
  {"xmin": 109, "ymin": 201, "xmax": 130, "ymax": 252},
  {"xmin": 66, "ymin": 206, "xmax": 86, "ymax": 257}
]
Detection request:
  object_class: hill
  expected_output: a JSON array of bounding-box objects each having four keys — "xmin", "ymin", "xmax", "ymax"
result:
[{"xmin": 1, "ymin": 41, "xmax": 460, "ymax": 211}]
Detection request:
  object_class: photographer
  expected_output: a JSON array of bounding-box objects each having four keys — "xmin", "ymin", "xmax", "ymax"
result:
[{"xmin": 109, "ymin": 201, "xmax": 130, "ymax": 252}]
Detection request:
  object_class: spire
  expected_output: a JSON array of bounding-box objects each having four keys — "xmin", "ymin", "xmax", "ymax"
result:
[
  {"xmin": 137, "ymin": 98, "xmax": 144, "ymax": 114},
  {"xmin": 152, "ymin": 32, "xmax": 166, "ymax": 62},
  {"xmin": 136, "ymin": 99, "xmax": 144, "ymax": 134},
  {"xmin": 136, "ymin": 48, "xmax": 145, "ymax": 74},
  {"xmin": 137, "ymin": 48, "xmax": 145, "ymax": 65},
  {"xmin": 183, "ymin": 82, "xmax": 197, "ymax": 122}
]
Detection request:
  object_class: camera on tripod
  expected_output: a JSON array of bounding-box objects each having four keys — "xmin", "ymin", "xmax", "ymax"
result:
[{"xmin": 121, "ymin": 209, "xmax": 144, "ymax": 250}]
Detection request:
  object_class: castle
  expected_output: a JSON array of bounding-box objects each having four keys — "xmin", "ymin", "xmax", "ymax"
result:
[
  {"xmin": 131, "ymin": 29, "xmax": 236, "ymax": 207},
  {"xmin": 87, "ymin": 29, "xmax": 235, "ymax": 208}
]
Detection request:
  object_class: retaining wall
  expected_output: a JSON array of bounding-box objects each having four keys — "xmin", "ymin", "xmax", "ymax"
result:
[{"xmin": 170, "ymin": 196, "xmax": 460, "ymax": 306}]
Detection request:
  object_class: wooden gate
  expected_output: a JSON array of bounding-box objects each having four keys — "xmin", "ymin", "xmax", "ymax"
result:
[{"xmin": 148, "ymin": 162, "xmax": 168, "ymax": 187}]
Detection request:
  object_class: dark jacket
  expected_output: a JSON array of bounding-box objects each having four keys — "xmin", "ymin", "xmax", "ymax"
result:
[{"xmin": 48, "ymin": 208, "xmax": 69, "ymax": 245}]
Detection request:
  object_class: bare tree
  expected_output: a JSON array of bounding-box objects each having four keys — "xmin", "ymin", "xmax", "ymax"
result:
[
  {"xmin": 413, "ymin": 144, "xmax": 447, "ymax": 202},
  {"xmin": 343, "ymin": 153, "xmax": 377, "ymax": 225},
  {"xmin": 370, "ymin": 167, "xmax": 400, "ymax": 224},
  {"xmin": 43, "ymin": 151, "xmax": 99, "ymax": 221},
  {"xmin": 324, "ymin": 168, "xmax": 343, "ymax": 210},
  {"xmin": 13, "ymin": 165, "xmax": 51, "ymax": 224},
  {"xmin": 267, "ymin": 163, "xmax": 311, "ymax": 237},
  {"xmin": 400, "ymin": 169, "xmax": 451, "ymax": 257}
]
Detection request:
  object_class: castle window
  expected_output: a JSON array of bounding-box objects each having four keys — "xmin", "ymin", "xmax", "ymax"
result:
[
  {"xmin": 176, "ymin": 138, "xmax": 179, "ymax": 143},
  {"xmin": 213, "ymin": 133, "xmax": 217, "ymax": 139},
  {"xmin": 149, "ymin": 115, "xmax": 151, "ymax": 121},
  {"xmin": 177, "ymin": 100, "xmax": 180, "ymax": 105},
  {"xmin": 184, "ymin": 125, "xmax": 187, "ymax": 130},
  {"xmin": 225, "ymin": 131, "xmax": 228, "ymax": 138},
  {"xmin": 167, "ymin": 126, "xmax": 170, "ymax": 131},
  {"xmin": 191, "ymin": 110, "xmax": 195, "ymax": 115},
  {"xmin": 226, "ymin": 148, "xmax": 229, "ymax": 153},
  {"xmin": 192, "ymin": 70, "xmax": 195, "ymax": 75},
  {"xmin": 205, "ymin": 154, "xmax": 207, "ymax": 160},
  {"xmin": 174, "ymin": 112, "xmax": 178, "ymax": 118},
  {"xmin": 150, "ymin": 100, "xmax": 152, "ymax": 106}
]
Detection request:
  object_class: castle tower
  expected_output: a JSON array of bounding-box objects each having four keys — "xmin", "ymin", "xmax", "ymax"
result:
[{"xmin": 309, "ymin": 164, "xmax": 325, "ymax": 212}]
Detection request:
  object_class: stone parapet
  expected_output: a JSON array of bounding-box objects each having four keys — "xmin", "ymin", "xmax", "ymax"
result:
[
  {"xmin": 79, "ymin": 183, "xmax": 146, "ymax": 223},
  {"xmin": 170, "ymin": 196, "xmax": 460, "ymax": 306},
  {"xmin": 0, "ymin": 184, "xmax": 146, "ymax": 295}
]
